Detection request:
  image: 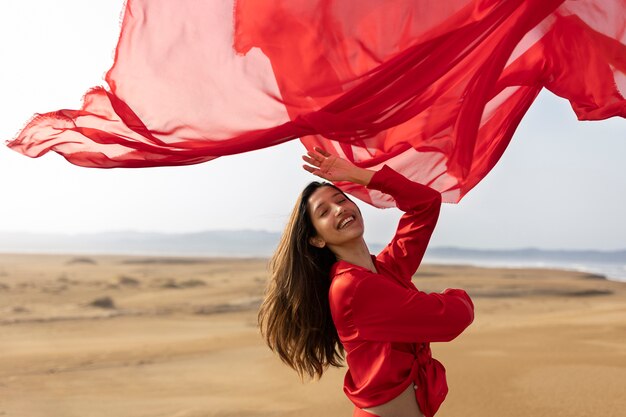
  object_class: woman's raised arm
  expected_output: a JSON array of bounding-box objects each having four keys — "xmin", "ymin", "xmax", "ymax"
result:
[{"xmin": 366, "ymin": 165, "xmax": 442, "ymax": 284}]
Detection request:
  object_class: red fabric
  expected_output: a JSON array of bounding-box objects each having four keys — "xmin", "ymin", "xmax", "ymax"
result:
[
  {"xmin": 6, "ymin": 0, "xmax": 626, "ymax": 205},
  {"xmin": 352, "ymin": 407, "xmax": 381, "ymax": 417},
  {"xmin": 329, "ymin": 165, "xmax": 474, "ymax": 417}
]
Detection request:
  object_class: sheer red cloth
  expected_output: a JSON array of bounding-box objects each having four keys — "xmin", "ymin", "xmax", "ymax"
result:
[{"xmin": 7, "ymin": 0, "xmax": 626, "ymax": 205}]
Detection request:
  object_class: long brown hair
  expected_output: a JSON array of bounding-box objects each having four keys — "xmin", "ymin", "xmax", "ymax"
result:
[{"xmin": 258, "ymin": 181, "xmax": 345, "ymax": 381}]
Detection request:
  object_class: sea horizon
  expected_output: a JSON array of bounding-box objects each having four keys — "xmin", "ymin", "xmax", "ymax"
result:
[{"xmin": 1, "ymin": 230, "xmax": 624, "ymax": 282}]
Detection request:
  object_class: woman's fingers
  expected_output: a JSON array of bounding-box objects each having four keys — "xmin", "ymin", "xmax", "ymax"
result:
[
  {"xmin": 307, "ymin": 149, "xmax": 325, "ymax": 162},
  {"xmin": 302, "ymin": 154, "xmax": 321, "ymax": 167},
  {"xmin": 303, "ymin": 149, "xmax": 333, "ymax": 167},
  {"xmin": 302, "ymin": 147, "xmax": 335, "ymax": 179},
  {"xmin": 307, "ymin": 147, "xmax": 332, "ymax": 162},
  {"xmin": 314, "ymin": 146, "xmax": 331, "ymax": 157},
  {"xmin": 302, "ymin": 164, "xmax": 329, "ymax": 179}
]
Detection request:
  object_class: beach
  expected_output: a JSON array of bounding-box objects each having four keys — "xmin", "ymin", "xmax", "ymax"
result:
[{"xmin": 0, "ymin": 253, "xmax": 624, "ymax": 417}]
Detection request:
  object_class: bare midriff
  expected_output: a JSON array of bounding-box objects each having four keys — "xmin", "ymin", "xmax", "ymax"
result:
[{"xmin": 361, "ymin": 382, "xmax": 425, "ymax": 417}]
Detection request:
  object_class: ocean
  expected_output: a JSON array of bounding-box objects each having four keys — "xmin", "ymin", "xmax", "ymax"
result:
[{"xmin": 421, "ymin": 247, "xmax": 626, "ymax": 283}]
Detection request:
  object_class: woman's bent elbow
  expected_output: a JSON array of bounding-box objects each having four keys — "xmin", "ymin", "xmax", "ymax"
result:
[{"xmin": 442, "ymin": 300, "xmax": 474, "ymax": 342}]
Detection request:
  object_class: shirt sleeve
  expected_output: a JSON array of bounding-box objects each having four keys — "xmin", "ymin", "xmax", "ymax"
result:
[
  {"xmin": 351, "ymin": 275, "xmax": 474, "ymax": 343},
  {"xmin": 366, "ymin": 164, "xmax": 442, "ymax": 284}
]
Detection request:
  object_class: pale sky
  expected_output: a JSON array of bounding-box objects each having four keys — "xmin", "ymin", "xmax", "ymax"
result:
[{"xmin": 1, "ymin": 0, "xmax": 625, "ymax": 251}]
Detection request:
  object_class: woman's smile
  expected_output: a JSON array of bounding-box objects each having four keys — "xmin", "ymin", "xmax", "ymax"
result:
[{"xmin": 338, "ymin": 214, "xmax": 356, "ymax": 229}]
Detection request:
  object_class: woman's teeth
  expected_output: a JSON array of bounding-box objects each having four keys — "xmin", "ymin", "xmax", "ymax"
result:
[{"xmin": 339, "ymin": 216, "xmax": 354, "ymax": 229}]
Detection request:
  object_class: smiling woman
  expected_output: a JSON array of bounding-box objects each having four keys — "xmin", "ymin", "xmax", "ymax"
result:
[{"xmin": 258, "ymin": 147, "xmax": 473, "ymax": 417}]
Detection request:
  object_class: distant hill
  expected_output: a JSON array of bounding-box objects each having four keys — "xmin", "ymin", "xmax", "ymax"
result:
[
  {"xmin": 0, "ymin": 230, "xmax": 624, "ymax": 264},
  {"xmin": 0, "ymin": 230, "xmax": 280, "ymax": 257}
]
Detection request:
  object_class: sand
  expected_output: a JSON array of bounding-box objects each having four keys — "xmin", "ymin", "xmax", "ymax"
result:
[{"xmin": 0, "ymin": 253, "xmax": 624, "ymax": 417}]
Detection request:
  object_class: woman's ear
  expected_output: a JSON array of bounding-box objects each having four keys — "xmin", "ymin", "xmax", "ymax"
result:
[{"xmin": 309, "ymin": 236, "xmax": 326, "ymax": 248}]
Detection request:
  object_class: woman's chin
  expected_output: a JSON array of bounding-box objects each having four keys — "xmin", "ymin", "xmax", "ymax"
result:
[{"xmin": 336, "ymin": 226, "xmax": 365, "ymax": 242}]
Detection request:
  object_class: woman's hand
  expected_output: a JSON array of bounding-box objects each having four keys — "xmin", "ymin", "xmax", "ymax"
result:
[{"xmin": 302, "ymin": 147, "xmax": 374, "ymax": 185}]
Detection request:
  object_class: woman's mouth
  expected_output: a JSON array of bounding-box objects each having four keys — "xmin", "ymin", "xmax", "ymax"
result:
[{"xmin": 338, "ymin": 215, "xmax": 355, "ymax": 229}]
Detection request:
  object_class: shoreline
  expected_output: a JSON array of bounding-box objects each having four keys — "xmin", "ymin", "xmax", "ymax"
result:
[
  {"xmin": 1, "ymin": 250, "xmax": 624, "ymax": 283},
  {"xmin": 424, "ymin": 258, "xmax": 619, "ymax": 282}
]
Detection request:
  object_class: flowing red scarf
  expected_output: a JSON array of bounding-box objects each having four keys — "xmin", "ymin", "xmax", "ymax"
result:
[{"xmin": 7, "ymin": 0, "xmax": 626, "ymax": 205}]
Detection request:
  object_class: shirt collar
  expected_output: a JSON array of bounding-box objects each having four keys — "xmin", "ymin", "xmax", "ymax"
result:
[{"xmin": 330, "ymin": 254, "xmax": 378, "ymax": 278}]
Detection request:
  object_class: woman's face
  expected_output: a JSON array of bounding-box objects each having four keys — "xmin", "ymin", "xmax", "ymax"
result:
[{"xmin": 306, "ymin": 186, "xmax": 364, "ymax": 249}]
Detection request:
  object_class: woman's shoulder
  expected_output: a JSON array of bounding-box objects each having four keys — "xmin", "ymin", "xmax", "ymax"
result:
[
  {"xmin": 328, "ymin": 267, "xmax": 371, "ymax": 312},
  {"xmin": 329, "ymin": 269, "xmax": 359, "ymax": 298},
  {"xmin": 329, "ymin": 268, "xmax": 395, "ymax": 307}
]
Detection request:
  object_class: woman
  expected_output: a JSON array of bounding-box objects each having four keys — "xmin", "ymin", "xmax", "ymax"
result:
[{"xmin": 258, "ymin": 147, "xmax": 474, "ymax": 417}]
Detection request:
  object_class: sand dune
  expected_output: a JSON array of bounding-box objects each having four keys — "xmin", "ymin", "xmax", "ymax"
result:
[{"xmin": 0, "ymin": 253, "xmax": 624, "ymax": 417}]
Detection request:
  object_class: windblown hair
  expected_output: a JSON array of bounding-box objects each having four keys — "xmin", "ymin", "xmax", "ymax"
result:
[{"xmin": 258, "ymin": 181, "xmax": 345, "ymax": 381}]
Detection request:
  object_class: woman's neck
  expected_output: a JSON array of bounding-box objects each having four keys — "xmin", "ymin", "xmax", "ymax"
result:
[{"xmin": 331, "ymin": 238, "xmax": 378, "ymax": 273}]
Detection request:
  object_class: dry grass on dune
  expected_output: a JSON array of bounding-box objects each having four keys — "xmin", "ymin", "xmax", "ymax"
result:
[{"xmin": 0, "ymin": 253, "xmax": 624, "ymax": 417}]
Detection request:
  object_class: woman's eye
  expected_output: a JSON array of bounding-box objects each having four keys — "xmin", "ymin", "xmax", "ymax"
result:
[{"xmin": 320, "ymin": 210, "xmax": 328, "ymax": 217}]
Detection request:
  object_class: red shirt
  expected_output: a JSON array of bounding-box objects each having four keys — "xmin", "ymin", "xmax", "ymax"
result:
[{"xmin": 328, "ymin": 165, "xmax": 474, "ymax": 417}]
